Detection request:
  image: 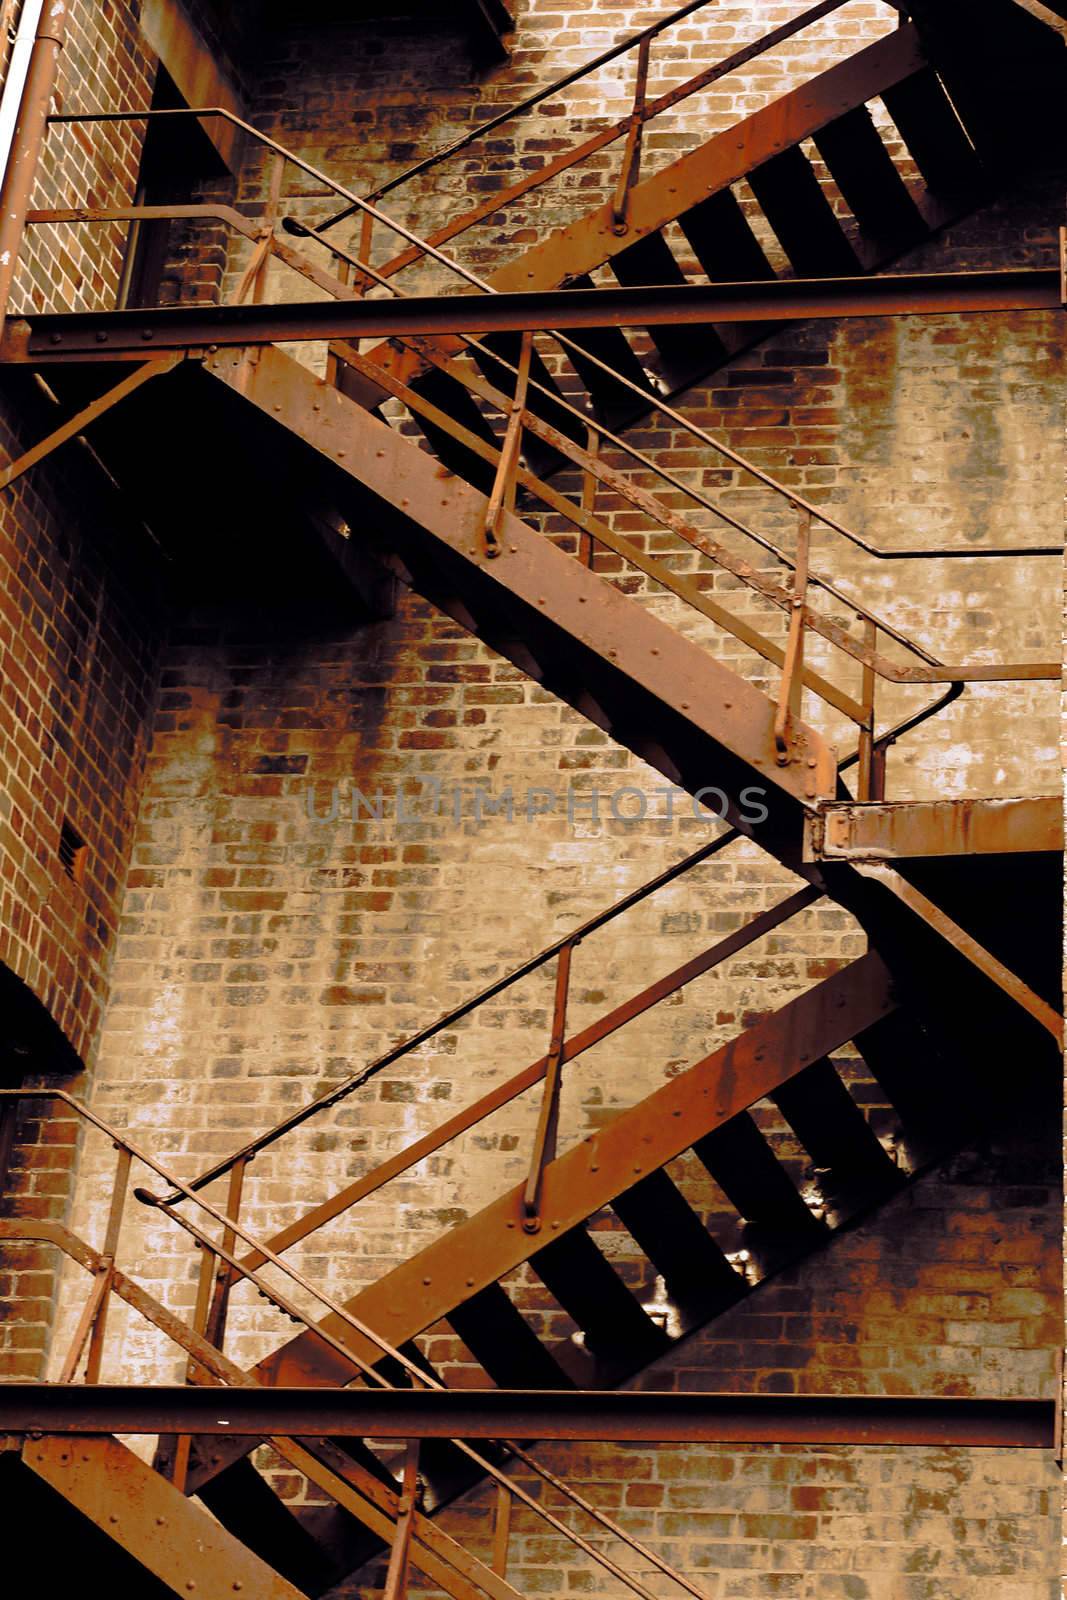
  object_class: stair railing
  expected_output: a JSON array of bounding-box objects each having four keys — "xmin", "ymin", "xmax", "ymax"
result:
[
  {"xmin": 0, "ymin": 1085, "xmax": 726, "ymax": 1600},
  {"xmin": 15, "ymin": 92, "xmax": 1055, "ymax": 820},
  {"xmin": 774, "ymin": 507, "xmax": 812, "ymax": 769},
  {"xmin": 522, "ymin": 933, "xmax": 575, "ymax": 1234},
  {"xmin": 297, "ymin": 0, "xmax": 893, "ymax": 293},
  {"xmin": 132, "ymin": 685, "xmax": 951, "ymax": 1271}
]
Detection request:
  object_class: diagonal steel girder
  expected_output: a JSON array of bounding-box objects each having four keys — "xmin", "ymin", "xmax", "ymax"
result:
[{"xmin": 0, "ymin": 268, "xmax": 1061, "ymax": 362}]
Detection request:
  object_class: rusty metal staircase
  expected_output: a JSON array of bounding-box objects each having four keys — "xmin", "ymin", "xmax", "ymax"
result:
[
  {"xmin": 331, "ymin": 0, "xmax": 1065, "ymax": 483},
  {"xmin": 1, "ymin": 911, "xmax": 1055, "ymax": 1597},
  {"xmin": 0, "ymin": 1, "xmax": 1063, "ymax": 1594}
]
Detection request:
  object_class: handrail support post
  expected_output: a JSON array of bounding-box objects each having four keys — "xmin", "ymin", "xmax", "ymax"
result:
[
  {"xmin": 612, "ymin": 32, "xmax": 652, "ymax": 233},
  {"xmin": 857, "ymin": 619, "xmax": 880, "ymax": 801},
  {"xmin": 83, "ymin": 1143, "xmax": 131, "ymax": 1384},
  {"xmin": 523, "ymin": 937, "xmax": 577, "ymax": 1232},
  {"xmin": 483, "ymin": 328, "xmax": 533, "ymax": 556},
  {"xmin": 774, "ymin": 507, "xmax": 812, "ymax": 766}
]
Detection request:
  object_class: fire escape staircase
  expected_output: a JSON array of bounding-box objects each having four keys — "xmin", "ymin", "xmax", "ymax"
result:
[{"xmin": 0, "ymin": 0, "xmax": 1063, "ymax": 1594}]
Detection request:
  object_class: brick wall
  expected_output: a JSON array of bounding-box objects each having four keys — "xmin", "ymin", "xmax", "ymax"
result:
[
  {"xmin": 11, "ymin": 0, "xmax": 156, "ymax": 315},
  {"xmin": 2, "ymin": 0, "xmax": 1061, "ymax": 1590},
  {"xmin": 0, "ymin": 0, "xmax": 164, "ymax": 1378}
]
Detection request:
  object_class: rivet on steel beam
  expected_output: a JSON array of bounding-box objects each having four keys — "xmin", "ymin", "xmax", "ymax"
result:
[
  {"xmin": 49, "ymin": 332, "xmax": 61, "ymax": 344},
  {"xmin": 681, "ymin": 702, "xmax": 690, "ymax": 710},
  {"xmin": 423, "ymin": 1276, "xmax": 431, "ymax": 1286},
  {"xmin": 95, "ymin": 330, "xmax": 108, "ymax": 343},
  {"xmin": 509, "ymin": 545, "xmax": 517, "ymax": 553},
  {"xmin": 141, "ymin": 329, "xmax": 154, "ymax": 340},
  {"xmin": 109, "ymin": 1514, "xmax": 118, "ymax": 1524}
]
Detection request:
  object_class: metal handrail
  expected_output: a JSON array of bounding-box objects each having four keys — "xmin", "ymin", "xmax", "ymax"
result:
[
  {"xmin": 0, "ymin": 1086, "xmax": 714, "ymax": 1600},
  {"xmin": 161, "ymin": 828, "xmax": 740, "ymax": 1202},
  {"xmin": 156, "ymin": 677, "xmax": 949, "ymax": 1210},
  {"xmin": 21, "ymin": 69, "xmax": 1053, "ymax": 1197},
  {"xmin": 324, "ymin": 0, "xmax": 728, "ymax": 220},
  {"xmin": 310, "ymin": 0, "xmax": 864, "ymax": 252}
]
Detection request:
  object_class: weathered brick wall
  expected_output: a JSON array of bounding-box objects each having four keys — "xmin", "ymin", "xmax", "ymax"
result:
[
  {"xmin": 10, "ymin": 0, "xmax": 155, "ymax": 315},
  {"xmin": 0, "ymin": 0, "xmax": 162, "ymax": 1060},
  {"xmin": 0, "ymin": 1, "xmax": 164, "ymax": 1378},
  {"xmin": 8, "ymin": 0, "xmax": 1062, "ymax": 1590}
]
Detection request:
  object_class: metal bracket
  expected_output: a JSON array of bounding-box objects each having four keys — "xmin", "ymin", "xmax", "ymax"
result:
[{"xmin": 0, "ymin": 355, "xmax": 181, "ymax": 492}]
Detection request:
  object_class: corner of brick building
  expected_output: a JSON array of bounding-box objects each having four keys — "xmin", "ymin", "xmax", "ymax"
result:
[{"xmin": 0, "ymin": 2, "xmax": 1063, "ymax": 1595}]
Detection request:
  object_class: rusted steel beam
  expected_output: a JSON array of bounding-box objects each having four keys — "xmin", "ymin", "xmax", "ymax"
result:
[
  {"xmin": 23, "ymin": 1434, "xmax": 306, "ymax": 1599},
  {"xmin": 339, "ymin": 0, "xmax": 850, "ymax": 269},
  {"xmin": 274, "ymin": 1436, "xmax": 528, "ymax": 1600},
  {"xmin": 245, "ymin": 954, "xmax": 894, "ymax": 1394},
  {"xmin": 850, "ymin": 862, "xmax": 1063, "ymax": 1042},
  {"xmin": 3, "ymin": 269, "xmax": 1060, "ymax": 361},
  {"xmin": 371, "ymin": 23, "xmax": 930, "ymax": 396},
  {"xmin": 0, "ymin": 357, "xmax": 180, "ymax": 490},
  {"xmin": 806, "ymin": 795, "xmax": 1064, "ymax": 863},
  {"xmin": 231, "ymin": 886, "xmax": 820, "ymax": 1276},
  {"xmin": 203, "ymin": 344, "xmax": 837, "ymax": 808},
  {"xmin": 1, "ymin": 1387, "xmax": 1053, "ymax": 1447}
]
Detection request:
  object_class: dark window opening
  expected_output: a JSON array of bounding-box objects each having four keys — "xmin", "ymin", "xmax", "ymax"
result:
[
  {"xmin": 118, "ymin": 66, "xmax": 229, "ymax": 310},
  {"xmin": 58, "ymin": 818, "xmax": 88, "ymax": 885}
]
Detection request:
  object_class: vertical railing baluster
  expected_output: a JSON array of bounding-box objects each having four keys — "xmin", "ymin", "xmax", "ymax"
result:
[
  {"xmin": 523, "ymin": 938, "xmax": 576, "ymax": 1233},
  {"xmin": 579, "ymin": 424, "xmax": 599, "ymax": 567},
  {"xmin": 612, "ymin": 32, "xmax": 652, "ymax": 233},
  {"xmin": 170, "ymin": 1238, "xmax": 217, "ymax": 1493},
  {"xmin": 57, "ymin": 1269, "xmax": 110, "ymax": 1384},
  {"xmin": 356, "ymin": 207, "xmax": 375, "ymax": 293},
  {"xmin": 492, "ymin": 1480, "xmax": 513, "ymax": 1577},
  {"xmin": 382, "ymin": 1438, "xmax": 421, "ymax": 1600},
  {"xmin": 251, "ymin": 149, "xmax": 286, "ymax": 305},
  {"xmin": 774, "ymin": 507, "xmax": 812, "ymax": 767},
  {"xmin": 484, "ymin": 329, "xmax": 533, "ymax": 558},
  {"xmin": 82, "ymin": 1144, "xmax": 131, "ymax": 1383},
  {"xmin": 857, "ymin": 618, "xmax": 879, "ymax": 801},
  {"xmin": 205, "ymin": 1153, "xmax": 249, "ymax": 1352}
]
